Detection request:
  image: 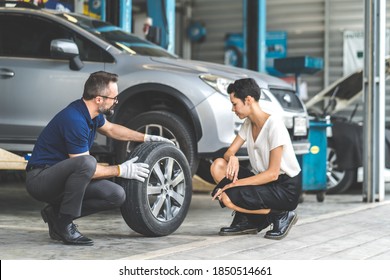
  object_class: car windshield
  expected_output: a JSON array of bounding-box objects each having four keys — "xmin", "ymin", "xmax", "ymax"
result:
[{"xmin": 57, "ymin": 13, "xmax": 176, "ymax": 58}]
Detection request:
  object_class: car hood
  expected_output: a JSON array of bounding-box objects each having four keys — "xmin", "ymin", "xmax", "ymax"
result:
[
  {"xmin": 305, "ymin": 70, "xmax": 363, "ymax": 115},
  {"xmin": 306, "ymin": 57, "xmax": 390, "ymax": 115},
  {"xmin": 150, "ymin": 57, "xmax": 293, "ymax": 90}
]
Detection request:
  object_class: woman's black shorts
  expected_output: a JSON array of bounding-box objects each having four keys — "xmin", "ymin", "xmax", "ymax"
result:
[{"xmin": 212, "ymin": 166, "xmax": 301, "ymax": 211}]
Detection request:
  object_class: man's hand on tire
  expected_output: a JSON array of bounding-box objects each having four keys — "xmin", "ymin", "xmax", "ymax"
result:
[
  {"xmin": 144, "ymin": 134, "xmax": 175, "ymax": 145},
  {"xmin": 118, "ymin": 156, "xmax": 150, "ymax": 182}
]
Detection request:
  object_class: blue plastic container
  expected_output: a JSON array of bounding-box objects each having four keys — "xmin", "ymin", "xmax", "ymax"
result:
[{"xmin": 302, "ymin": 120, "xmax": 331, "ymax": 193}]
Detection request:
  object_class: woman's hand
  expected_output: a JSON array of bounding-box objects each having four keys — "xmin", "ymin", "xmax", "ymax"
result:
[
  {"xmin": 211, "ymin": 182, "xmax": 235, "ymax": 201},
  {"xmin": 212, "ymin": 188, "xmax": 223, "ymax": 201},
  {"xmin": 226, "ymin": 155, "xmax": 239, "ymax": 182}
]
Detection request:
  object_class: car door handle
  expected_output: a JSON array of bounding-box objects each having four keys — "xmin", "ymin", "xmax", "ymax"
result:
[{"xmin": 0, "ymin": 68, "xmax": 15, "ymax": 78}]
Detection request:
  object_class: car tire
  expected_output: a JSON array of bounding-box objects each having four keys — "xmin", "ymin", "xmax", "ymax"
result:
[
  {"xmin": 326, "ymin": 144, "xmax": 356, "ymax": 194},
  {"xmin": 115, "ymin": 111, "xmax": 199, "ymax": 175},
  {"xmin": 118, "ymin": 142, "xmax": 192, "ymax": 237}
]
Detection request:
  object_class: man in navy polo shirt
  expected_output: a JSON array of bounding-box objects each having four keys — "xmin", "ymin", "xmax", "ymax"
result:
[{"xmin": 26, "ymin": 71, "xmax": 172, "ymax": 246}]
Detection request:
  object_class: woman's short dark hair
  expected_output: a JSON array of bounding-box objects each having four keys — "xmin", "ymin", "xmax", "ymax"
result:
[
  {"xmin": 83, "ymin": 71, "xmax": 119, "ymax": 100},
  {"xmin": 227, "ymin": 78, "xmax": 261, "ymax": 103}
]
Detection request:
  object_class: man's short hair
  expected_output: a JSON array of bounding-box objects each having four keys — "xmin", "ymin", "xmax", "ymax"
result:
[
  {"xmin": 227, "ymin": 78, "xmax": 261, "ymax": 102},
  {"xmin": 83, "ymin": 71, "xmax": 118, "ymax": 100}
]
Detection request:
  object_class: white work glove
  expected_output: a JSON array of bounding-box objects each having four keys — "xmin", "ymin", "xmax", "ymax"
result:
[
  {"xmin": 144, "ymin": 134, "xmax": 175, "ymax": 145},
  {"xmin": 118, "ymin": 157, "xmax": 150, "ymax": 182}
]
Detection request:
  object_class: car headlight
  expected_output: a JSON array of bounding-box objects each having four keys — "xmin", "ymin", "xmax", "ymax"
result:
[{"xmin": 199, "ymin": 74, "xmax": 234, "ymax": 96}]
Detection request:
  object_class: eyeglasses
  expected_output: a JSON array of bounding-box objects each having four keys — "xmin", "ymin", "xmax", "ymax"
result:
[{"xmin": 98, "ymin": 95, "xmax": 118, "ymax": 103}]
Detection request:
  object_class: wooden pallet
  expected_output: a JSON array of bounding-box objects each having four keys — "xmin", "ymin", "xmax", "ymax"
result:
[{"xmin": 0, "ymin": 148, "xmax": 27, "ymax": 170}]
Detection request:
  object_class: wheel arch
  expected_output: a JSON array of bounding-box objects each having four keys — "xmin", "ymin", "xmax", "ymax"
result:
[{"xmin": 111, "ymin": 83, "xmax": 202, "ymax": 142}]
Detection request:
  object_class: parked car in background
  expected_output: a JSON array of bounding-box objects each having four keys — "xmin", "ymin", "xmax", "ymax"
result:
[{"xmin": 305, "ymin": 67, "xmax": 390, "ymax": 194}]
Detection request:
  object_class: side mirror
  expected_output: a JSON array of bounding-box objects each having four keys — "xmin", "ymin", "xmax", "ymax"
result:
[{"xmin": 50, "ymin": 39, "xmax": 84, "ymax": 70}]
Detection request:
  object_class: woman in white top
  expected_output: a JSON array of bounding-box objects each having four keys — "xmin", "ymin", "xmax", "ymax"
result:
[{"xmin": 210, "ymin": 78, "xmax": 301, "ymax": 240}]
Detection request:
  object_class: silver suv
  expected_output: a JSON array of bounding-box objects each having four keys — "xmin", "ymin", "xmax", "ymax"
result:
[{"xmin": 0, "ymin": 3, "xmax": 309, "ymax": 178}]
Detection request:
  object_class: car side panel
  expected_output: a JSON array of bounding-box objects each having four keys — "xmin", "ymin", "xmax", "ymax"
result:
[{"xmin": 0, "ymin": 57, "xmax": 104, "ymax": 149}]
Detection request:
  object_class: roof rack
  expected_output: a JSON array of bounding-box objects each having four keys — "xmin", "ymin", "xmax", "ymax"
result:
[{"xmin": 0, "ymin": 1, "xmax": 40, "ymax": 9}]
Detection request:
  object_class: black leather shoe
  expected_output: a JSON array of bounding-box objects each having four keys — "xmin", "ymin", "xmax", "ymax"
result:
[
  {"xmin": 55, "ymin": 223, "xmax": 94, "ymax": 246},
  {"xmin": 219, "ymin": 212, "xmax": 269, "ymax": 236},
  {"xmin": 219, "ymin": 220, "xmax": 258, "ymax": 236},
  {"xmin": 41, "ymin": 205, "xmax": 61, "ymax": 241},
  {"xmin": 264, "ymin": 211, "xmax": 298, "ymax": 240}
]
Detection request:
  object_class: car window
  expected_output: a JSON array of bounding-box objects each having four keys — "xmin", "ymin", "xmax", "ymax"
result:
[
  {"xmin": 0, "ymin": 13, "xmax": 113, "ymax": 63},
  {"xmin": 72, "ymin": 32, "xmax": 114, "ymax": 62},
  {"xmin": 57, "ymin": 13, "xmax": 176, "ymax": 58},
  {"xmin": 0, "ymin": 14, "xmax": 65, "ymax": 58}
]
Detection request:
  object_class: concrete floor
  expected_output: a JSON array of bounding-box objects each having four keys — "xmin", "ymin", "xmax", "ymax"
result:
[{"xmin": 1, "ymin": 171, "xmax": 390, "ymax": 261}]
